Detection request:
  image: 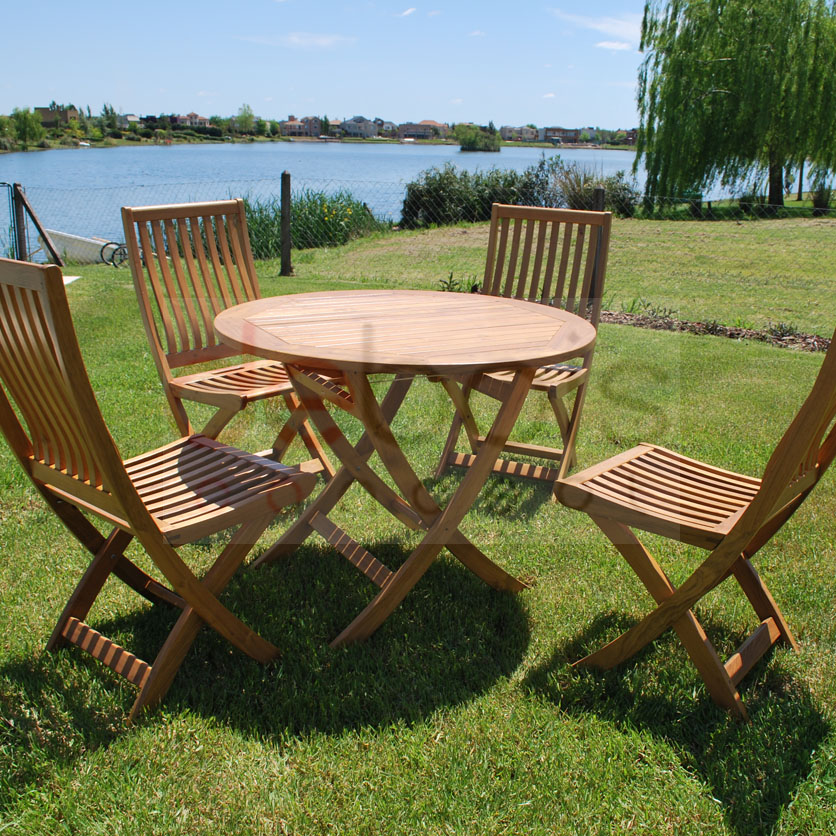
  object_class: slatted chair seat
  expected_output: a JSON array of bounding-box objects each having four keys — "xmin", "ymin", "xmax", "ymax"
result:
[
  {"xmin": 122, "ymin": 199, "xmax": 335, "ymax": 474},
  {"xmin": 435, "ymin": 203, "xmax": 612, "ymax": 491},
  {"xmin": 0, "ymin": 258, "xmax": 316, "ymax": 720},
  {"xmin": 479, "ymin": 363, "xmax": 587, "ymax": 396},
  {"xmin": 556, "ymin": 331, "xmax": 836, "ymax": 719},
  {"xmin": 169, "ymin": 359, "xmax": 293, "ymax": 404},
  {"xmin": 564, "ymin": 443, "xmax": 761, "ymax": 546}
]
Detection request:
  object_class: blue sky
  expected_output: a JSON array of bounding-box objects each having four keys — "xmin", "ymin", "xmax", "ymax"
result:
[{"xmin": 3, "ymin": 1, "xmax": 645, "ymax": 129}]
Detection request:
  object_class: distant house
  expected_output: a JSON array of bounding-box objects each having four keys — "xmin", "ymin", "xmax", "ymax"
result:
[
  {"xmin": 340, "ymin": 116, "xmax": 378, "ymax": 138},
  {"xmin": 117, "ymin": 114, "xmax": 142, "ymax": 130},
  {"xmin": 539, "ymin": 126, "xmax": 580, "ymax": 144},
  {"xmin": 500, "ymin": 125, "xmax": 537, "ymax": 142},
  {"xmin": 398, "ymin": 122, "xmax": 434, "ymax": 141},
  {"xmin": 172, "ymin": 112, "xmax": 210, "ymax": 128},
  {"xmin": 373, "ymin": 118, "xmax": 398, "ymax": 136},
  {"xmin": 281, "ymin": 116, "xmax": 306, "ymax": 137},
  {"xmin": 280, "ymin": 115, "xmax": 322, "ymax": 137},
  {"xmin": 418, "ymin": 119, "xmax": 450, "ymax": 138},
  {"xmin": 34, "ymin": 106, "xmax": 80, "ymax": 128}
]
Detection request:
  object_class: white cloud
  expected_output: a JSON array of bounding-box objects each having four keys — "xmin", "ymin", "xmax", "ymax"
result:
[
  {"xmin": 543, "ymin": 92, "xmax": 555, "ymax": 98},
  {"xmin": 549, "ymin": 9, "xmax": 642, "ymax": 47},
  {"xmin": 596, "ymin": 40, "xmax": 632, "ymax": 51},
  {"xmin": 469, "ymin": 29, "xmax": 485, "ymax": 37},
  {"xmin": 400, "ymin": 7, "xmax": 416, "ymax": 16},
  {"xmin": 237, "ymin": 33, "xmax": 355, "ymax": 48},
  {"xmin": 450, "ymin": 97, "xmax": 463, "ymax": 105}
]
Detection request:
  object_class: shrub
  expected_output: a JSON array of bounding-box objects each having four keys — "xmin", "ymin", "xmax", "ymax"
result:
[
  {"xmin": 244, "ymin": 189, "xmax": 388, "ymax": 257},
  {"xmin": 401, "ymin": 164, "xmax": 543, "ymax": 228},
  {"xmin": 399, "ymin": 158, "xmax": 639, "ymax": 227},
  {"xmin": 812, "ymin": 173, "xmax": 833, "ymax": 217}
]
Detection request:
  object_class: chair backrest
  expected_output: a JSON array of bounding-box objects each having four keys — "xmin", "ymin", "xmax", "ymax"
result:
[
  {"xmin": 740, "ymin": 328, "xmax": 836, "ymax": 541},
  {"xmin": 481, "ymin": 203, "xmax": 612, "ymax": 327},
  {"xmin": 122, "ymin": 199, "xmax": 261, "ymax": 375},
  {"xmin": 0, "ymin": 258, "xmax": 144, "ymax": 526}
]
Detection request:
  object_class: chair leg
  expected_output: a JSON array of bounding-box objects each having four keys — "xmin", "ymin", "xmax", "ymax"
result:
[
  {"xmin": 283, "ymin": 391, "xmax": 337, "ymax": 478},
  {"xmin": 130, "ymin": 515, "xmax": 279, "ymax": 720},
  {"xmin": 576, "ymin": 517, "xmax": 747, "ymax": 719},
  {"xmin": 201, "ymin": 406, "xmax": 239, "ymax": 440},
  {"xmin": 552, "ymin": 379, "xmax": 590, "ymax": 484},
  {"xmin": 434, "ymin": 376, "xmax": 479, "ymax": 478},
  {"xmin": 47, "ymin": 528, "xmax": 134, "ymax": 651},
  {"xmin": 166, "ymin": 392, "xmax": 194, "ymax": 437},
  {"xmin": 731, "ymin": 556, "xmax": 798, "ymax": 650}
]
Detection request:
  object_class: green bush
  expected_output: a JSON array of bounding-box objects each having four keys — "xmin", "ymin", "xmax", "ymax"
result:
[
  {"xmin": 399, "ymin": 158, "xmax": 639, "ymax": 228},
  {"xmin": 244, "ymin": 190, "xmax": 388, "ymax": 257},
  {"xmin": 812, "ymin": 173, "xmax": 833, "ymax": 217}
]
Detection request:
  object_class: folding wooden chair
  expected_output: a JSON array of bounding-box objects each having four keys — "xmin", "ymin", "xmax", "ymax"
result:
[
  {"xmin": 435, "ymin": 203, "xmax": 612, "ymax": 489},
  {"xmin": 556, "ymin": 330, "xmax": 836, "ymax": 719},
  {"xmin": 122, "ymin": 199, "xmax": 334, "ymax": 477},
  {"xmin": 0, "ymin": 258, "xmax": 316, "ymax": 720}
]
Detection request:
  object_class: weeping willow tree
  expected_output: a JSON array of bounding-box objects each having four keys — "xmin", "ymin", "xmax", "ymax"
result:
[{"xmin": 637, "ymin": 0, "xmax": 836, "ymax": 205}]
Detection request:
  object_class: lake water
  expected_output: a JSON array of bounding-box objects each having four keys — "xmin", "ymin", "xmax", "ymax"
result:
[{"xmin": 0, "ymin": 142, "xmax": 641, "ymax": 245}]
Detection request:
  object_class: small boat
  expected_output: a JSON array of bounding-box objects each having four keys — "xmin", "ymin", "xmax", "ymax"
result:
[{"xmin": 41, "ymin": 229, "xmax": 128, "ymax": 266}]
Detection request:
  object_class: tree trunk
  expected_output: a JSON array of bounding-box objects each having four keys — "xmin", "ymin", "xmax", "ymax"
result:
[{"xmin": 768, "ymin": 160, "xmax": 785, "ymax": 207}]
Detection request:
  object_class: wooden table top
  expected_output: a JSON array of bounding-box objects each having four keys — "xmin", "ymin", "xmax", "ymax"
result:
[{"xmin": 215, "ymin": 289, "xmax": 597, "ymax": 375}]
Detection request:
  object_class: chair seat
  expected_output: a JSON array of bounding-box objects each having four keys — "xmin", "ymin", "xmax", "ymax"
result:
[
  {"xmin": 485, "ymin": 364, "xmax": 586, "ymax": 394},
  {"xmin": 171, "ymin": 359, "xmax": 293, "ymax": 405},
  {"xmin": 557, "ymin": 443, "xmax": 761, "ymax": 548},
  {"xmin": 125, "ymin": 435, "xmax": 312, "ymax": 544}
]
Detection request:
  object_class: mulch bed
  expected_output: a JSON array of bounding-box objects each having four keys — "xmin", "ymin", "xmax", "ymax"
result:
[{"xmin": 600, "ymin": 311, "xmax": 830, "ymax": 352}]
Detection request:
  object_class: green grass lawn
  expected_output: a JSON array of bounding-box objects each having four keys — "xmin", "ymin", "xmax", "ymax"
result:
[{"xmin": 2, "ymin": 218, "xmax": 836, "ymax": 834}]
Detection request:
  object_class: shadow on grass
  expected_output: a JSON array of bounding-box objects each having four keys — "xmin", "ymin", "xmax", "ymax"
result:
[
  {"xmin": 0, "ymin": 539, "xmax": 529, "ymax": 813},
  {"xmin": 523, "ymin": 612, "xmax": 829, "ymax": 836},
  {"xmin": 426, "ymin": 467, "xmax": 555, "ymax": 521}
]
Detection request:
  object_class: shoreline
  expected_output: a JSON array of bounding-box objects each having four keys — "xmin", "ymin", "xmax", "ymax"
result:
[{"xmin": 1, "ymin": 135, "xmax": 637, "ymax": 157}]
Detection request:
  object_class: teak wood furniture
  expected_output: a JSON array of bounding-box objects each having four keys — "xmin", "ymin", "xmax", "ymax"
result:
[
  {"xmin": 436, "ymin": 203, "xmax": 612, "ymax": 489},
  {"xmin": 556, "ymin": 327, "xmax": 836, "ymax": 719},
  {"xmin": 215, "ymin": 288, "xmax": 597, "ymax": 646},
  {"xmin": 122, "ymin": 199, "xmax": 334, "ymax": 476},
  {"xmin": 0, "ymin": 257, "xmax": 316, "ymax": 720}
]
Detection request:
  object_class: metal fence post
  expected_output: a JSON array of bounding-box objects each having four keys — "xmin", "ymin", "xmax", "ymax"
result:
[
  {"xmin": 590, "ymin": 185, "xmax": 606, "ymax": 304},
  {"xmin": 13, "ymin": 184, "xmax": 27, "ymax": 262},
  {"xmin": 281, "ymin": 170, "xmax": 292, "ymax": 276}
]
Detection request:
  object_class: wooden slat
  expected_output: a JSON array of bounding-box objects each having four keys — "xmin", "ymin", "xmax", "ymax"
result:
[
  {"xmin": 62, "ymin": 617, "xmax": 151, "ymax": 687},
  {"xmin": 724, "ymin": 617, "xmax": 782, "ymax": 686},
  {"xmin": 310, "ymin": 512, "xmax": 393, "ymax": 588},
  {"xmin": 448, "ymin": 451, "xmax": 559, "ymax": 482}
]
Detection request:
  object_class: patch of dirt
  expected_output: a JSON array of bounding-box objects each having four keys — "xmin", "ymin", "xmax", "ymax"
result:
[{"xmin": 600, "ymin": 311, "xmax": 830, "ymax": 352}]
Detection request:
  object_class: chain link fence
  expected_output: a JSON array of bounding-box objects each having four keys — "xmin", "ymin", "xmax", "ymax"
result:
[{"xmin": 2, "ymin": 172, "xmax": 833, "ymax": 273}]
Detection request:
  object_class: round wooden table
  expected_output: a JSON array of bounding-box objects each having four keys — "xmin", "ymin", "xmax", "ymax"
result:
[{"xmin": 215, "ymin": 289, "xmax": 596, "ymax": 646}]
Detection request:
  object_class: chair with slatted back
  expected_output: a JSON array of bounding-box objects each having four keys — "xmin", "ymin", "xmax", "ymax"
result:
[
  {"xmin": 556, "ymin": 330, "xmax": 836, "ymax": 719},
  {"xmin": 435, "ymin": 203, "xmax": 612, "ymax": 490},
  {"xmin": 122, "ymin": 199, "xmax": 334, "ymax": 477},
  {"xmin": 0, "ymin": 257, "xmax": 316, "ymax": 720}
]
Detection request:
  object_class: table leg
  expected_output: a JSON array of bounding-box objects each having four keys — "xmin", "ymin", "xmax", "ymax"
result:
[
  {"xmin": 346, "ymin": 370, "xmax": 525, "ymax": 590},
  {"xmin": 331, "ymin": 367, "xmax": 535, "ymax": 647},
  {"xmin": 255, "ymin": 372, "xmax": 415, "ymax": 566}
]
